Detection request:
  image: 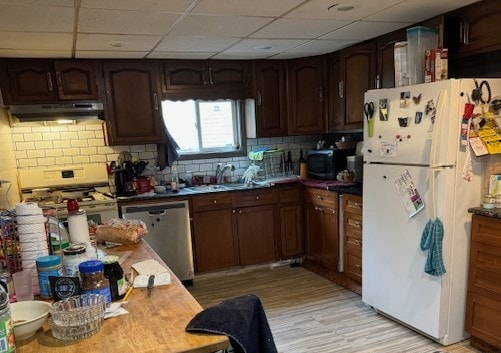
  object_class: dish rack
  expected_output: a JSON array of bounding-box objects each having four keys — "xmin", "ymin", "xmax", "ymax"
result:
[
  {"xmin": 254, "ymin": 149, "xmax": 287, "ymax": 181},
  {"xmin": 0, "ymin": 211, "xmax": 22, "ymax": 274}
]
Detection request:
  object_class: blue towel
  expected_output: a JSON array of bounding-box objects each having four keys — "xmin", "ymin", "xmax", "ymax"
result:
[{"xmin": 420, "ymin": 218, "xmax": 446, "ymax": 276}]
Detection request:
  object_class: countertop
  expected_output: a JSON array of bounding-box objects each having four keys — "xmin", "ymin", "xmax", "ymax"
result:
[
  {"xmin": 16, "ymin": 241, "xmax": 229, "ymax": 353},
  {"xmin": 117, "ymin": 178, "xmax": 363, "ymax": 204},
  {"xmin": 468, "ymin": 206, "xmax": 501, "ymax": 219}
]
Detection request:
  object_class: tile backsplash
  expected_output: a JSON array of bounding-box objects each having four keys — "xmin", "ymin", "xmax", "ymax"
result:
[{"xmin": 9, "ymin": 120, "xmax": 321, "ymax": 184}]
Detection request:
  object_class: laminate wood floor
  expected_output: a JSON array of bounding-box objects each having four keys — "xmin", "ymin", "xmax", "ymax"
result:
[{"xmin": 188, "ymin": 265, "xmax": 481, "ymax": 353}]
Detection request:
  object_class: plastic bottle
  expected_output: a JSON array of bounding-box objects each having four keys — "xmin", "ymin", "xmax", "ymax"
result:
[
  {"xmin": 171, "ymin": 165, "xmax": 179, "ymax": 193},
  {"xmin": 0, "ymin": 285, "xmax": 15, "ymax": 353},
  {"xmin": 299, "ymin": 150, "xmax": 308, "ymax": 179},
  {"xmin": 286, "ymin": 151, "xmax": 293, "ymax": 175},
  {"xmin": 66, "ymin": 199, "xmax": 90, "ymax": 244}
]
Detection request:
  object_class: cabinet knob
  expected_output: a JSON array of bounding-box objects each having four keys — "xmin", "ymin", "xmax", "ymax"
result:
[
  {"xmin": 338, "ymin": 81, "xmax": 344, "ymax": 99},
  {"xmin": 232, "ymin": 209, "xmax": 236, "ymax": 214},
  {"xmin": 353, "ymin": 202, "xmax": 362, "ymax": 208},
  {"xmin": 318, "ymin": 87, "xmax": 324, "ymax": 103},
  {"xmin": 238, "ymin": 209, "xmax": 242, "ymax": 214},
  {"xmin": 213, "ymin": 199, "xmax": 217, "ymax": 204},
  {"xmin": 56, "ymin": 72, "xmax": 63, "ymax": 91},
  {"xmin": 354, "ymin": 221, "xmax": 361, "ymax": 227},
  {"xmin": 202, "ymin": 68, "xmax": 208, "ymax": 85},
  {"xmin": 257, "ymin": 91, "xmax": 262, "ymax": 106},
  {"xmin": 255, "ymin": 196, "xmax": 260, "ymax": 200},
  {"xmin": 208, "ymin": 67, "xmax": 214, "ymax": 85},
  {"xmin": 355, "ymin": 264, "xmax": 362, "ymax": 269},
  {"xmin": 153, "ymin": 93, "xmax": 159, "ymax": 110}
]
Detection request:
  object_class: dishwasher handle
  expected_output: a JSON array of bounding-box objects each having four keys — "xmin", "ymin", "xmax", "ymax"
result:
[
  {"xmin": 149, "ymin": 210, "xmax": 166, "ymax": 216},
  {"xmin": 122, "ymin": 201, "xmax": 188, "ymax": 215}
]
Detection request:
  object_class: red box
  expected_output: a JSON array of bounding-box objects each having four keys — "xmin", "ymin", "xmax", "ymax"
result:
[{"xmin": 425, "ymin": 48, "xmax": 448, "ymax": 82}]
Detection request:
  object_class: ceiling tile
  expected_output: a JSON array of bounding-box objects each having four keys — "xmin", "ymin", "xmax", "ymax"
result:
[
  {"xmin": 285, "ymin": 0, "xmax": 405, "ymax": 20},
  {"xmin": 80, "ymin": 0, "xmax": 194, "ymax": 12},
  {"xmin": 156, "ymin": 36, "xmax": 240, "ymax": 52},
  {"xmin": 76, "ymin": 34, "xmax": 162, "ymax": 51},
  {"xmin": 78, "ymin": 8, "xmax": 182, "ymax": 35},
  {"xmin": 147, "ymin": 51, "xmax": 216, "ymax": 60},
  {"xmin": 0, "ymin": 32, "xmax": 72, "ymax": 50},
  {"xmin": 0, "ymin": 49, "xmax": 71, "ymax": 58},
  {"xmin": 191, "ymin": 0, "xmax": 305, "ymax": 16},
  {"xmin": 223, "ymin": 38, "xmax": 309, "ymax": 54},
  {"xmin": 0, "ymin": 4, "xmax": 74, "ymax": 32},
  {"xmin": 75, "ymin": 51, "xmax": 148, "ymax": 59},
  {"xmin": 251, "ymin": 18, "xmax": 352, "ymax": 39},
  {"xmin": 169, "ymin": 14, "xmax": 273, "ymax": 37},
  {"xmin": 0, "ymin": 0, "xmax": 73, "ymax": 5},
  {"xmin": 366, "ymin": 0, "xmax": 481, "ymax": 22},
  {"xmin": 320, "ymin": 21, "xmax": 411, "ymax": 40}
]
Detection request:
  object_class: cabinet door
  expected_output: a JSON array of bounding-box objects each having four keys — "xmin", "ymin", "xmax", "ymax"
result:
[
  {"xmin": 237, "ymin": 204, "xmax": 277, "ymax": 266},
  {"xmin": 1, "ymin": 61, "xmax": 57, "ymax": 103},
  {"xmin": 162, "ymin": 61, "xmax": 207, "ymax": 91},
  {"xmin": 376, "ymin": 29, "xmax": 406, "ymax": 89},
  {"xmin": 192, "ymin": 209, "xmax": 239, "ymax": 272},
  {"xmin": 103, "ymin": 62, "xmax": 165, "ymax": 145},
  {"xmin": 321, "ymin": 206, "xmax": 339, "ymax": 271},
  {"xmin": 252, "ymin": 60, "xmax": 287, "ymax": 137},
  {"xmin": 328, "ymin": 42, "xmax": 376, "ymax": 131},
  {"xmin": 209, "ymin": 61, "xmax": 251, "ymax": 87},
  {"xmin": 287, "ymin": 56, "xmax": 326, "ymax": 135},
  {"xmin": 447, "ymin": 0, "xmax": 501, "ymax": 58},
  {"xmin": 304, "ymin": 202, "xmax": 324, "ymax": 264},
  {"xmin": 279, "ymin": 204, "xmax": 303, "ymax": 258},
  {"xmin": 54, "ymin": 61, "xmax": 99, "ymax": 100}
]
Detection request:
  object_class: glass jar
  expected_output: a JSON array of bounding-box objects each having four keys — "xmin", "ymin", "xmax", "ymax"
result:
[
  {"xmin": 79, "ymin": 260, "xmax": 111, "ymax": 304},
  {"xmin": 102, "ymin": 255, "xmax": 126, "ymax": 301},
  {"xmin": 36, "ymin": 255, "xmax": 63, "ymax": 299},
  {"xmin": 62, "ymin": 245, "xmax": 87, "ymax": 277}
]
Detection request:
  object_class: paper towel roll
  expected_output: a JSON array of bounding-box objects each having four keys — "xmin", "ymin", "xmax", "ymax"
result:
[{"xmin": 68, "ymin": 213, "xmax": 90, "ymax": 243}]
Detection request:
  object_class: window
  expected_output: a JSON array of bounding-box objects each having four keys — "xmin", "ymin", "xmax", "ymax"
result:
[{"xmin": 161, "ymin": 99, "xmax": 244, "ymax": 158}]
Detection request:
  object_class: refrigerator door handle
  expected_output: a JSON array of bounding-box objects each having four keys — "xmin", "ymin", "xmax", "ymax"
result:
[{"xmin": 429, "ymin": 89, "xmax": 447, "ymax": 168}]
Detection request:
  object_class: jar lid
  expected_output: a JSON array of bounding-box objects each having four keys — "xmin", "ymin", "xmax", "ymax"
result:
[
  {"xmin": 63, "ymin": 244, "xmax": 86, "ymax": 256},
  {"xmin": 36, "ymin": 255, "xmax": 61, "ymax": 267},
  {"xmin": 79, "ymin": 260, "xmax": 104, "ymax": 273},
  {"xmin": 102, "ymin": 255, "xmax": 119, "ymax": 265}
]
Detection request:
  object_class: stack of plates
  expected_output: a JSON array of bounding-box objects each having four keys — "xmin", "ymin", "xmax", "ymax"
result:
[{"xmin": 15, "ymin": 202, "xmax": 49, "ymax": 294}]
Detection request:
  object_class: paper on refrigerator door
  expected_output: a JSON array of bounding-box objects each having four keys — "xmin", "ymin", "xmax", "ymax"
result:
[{"xmin": 394, "ymin": 169, "xmax": 425, "ymax": 218}]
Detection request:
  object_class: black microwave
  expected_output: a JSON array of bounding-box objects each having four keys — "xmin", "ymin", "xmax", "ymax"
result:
[{"xmin": 306, "ymin": 149, "xmax": 354, "ymax": 179}]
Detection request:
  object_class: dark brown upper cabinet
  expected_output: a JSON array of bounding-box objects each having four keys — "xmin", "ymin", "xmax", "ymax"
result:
[
  {"xmin": 328, "ymin": 41, "xmax": 376, "ymax": 132},
  {"xmin": 287, "ymin": 56, "xmax": 326, "ymax": 135},
  {"xmin": 445, "ymin": 0, "xmax": 501, "ymax": 59},
  {"xmin": 0, "ymin": 60, "xmax": 100, "ymax": 104},
  {"xmin": 102, "ymin": 61, "xmax": 165, "ymax": 145},
  {"xmin": 248, "ymin": 60, "xmax": 288, "ymax": 138},
  {"xmin": 375, "ymin": 29, "xmax": 407, "ymax": 89},
  {"xmin": 161, "ymin": 60, "xmax": 251, "ymax": 99}
]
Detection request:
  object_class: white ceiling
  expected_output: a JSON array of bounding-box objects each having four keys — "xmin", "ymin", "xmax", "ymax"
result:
[{"xmin": 0, "ymin": 0, "xmax": 481, "ymax": 60}]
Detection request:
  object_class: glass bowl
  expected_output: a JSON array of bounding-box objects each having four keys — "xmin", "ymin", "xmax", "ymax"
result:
[{"xmin": 49, "ymin": 294, "xmax": 106, "ymax": 340}]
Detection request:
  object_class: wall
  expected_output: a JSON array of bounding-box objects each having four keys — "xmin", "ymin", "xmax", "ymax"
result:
[
  {"xmin": 0, "ymin": 108, "xmax": 19, "ymax": 210},
  {"xmin": 6, "ymin": 118, "xmax": 321, "ymax": 198}
]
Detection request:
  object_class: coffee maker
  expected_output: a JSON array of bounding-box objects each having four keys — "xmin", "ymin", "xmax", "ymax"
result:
[{"xmin": 115, "ymin": 163, "xmax": 135, "ymax": 196}]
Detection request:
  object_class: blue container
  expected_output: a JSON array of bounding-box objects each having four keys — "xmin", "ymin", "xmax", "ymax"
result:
[{"xmin": 36, "ymin": 255, "xmax": 63, "ymax": 298}]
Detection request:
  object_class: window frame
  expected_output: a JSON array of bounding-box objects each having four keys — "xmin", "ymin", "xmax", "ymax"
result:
[{"xmin": 161, "ymin": 98, "xmax": 247, "ymax": 161}]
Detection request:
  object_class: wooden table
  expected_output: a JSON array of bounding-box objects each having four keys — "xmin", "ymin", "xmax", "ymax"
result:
[{"xmin": 17, "ymin": 240, "xmax": 229, "ymax": 353}]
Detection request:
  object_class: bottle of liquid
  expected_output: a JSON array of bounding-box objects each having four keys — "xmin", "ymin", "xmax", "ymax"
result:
[
  {"xmin": 299, "ymin": 150, "xmax": 308, "ymax": 179},
  {"xmin": 286, "ymin": 151, "xmax": 293, "ymax": 175},
  {"xmin": 0, "ymin": 285, "xmax": 15, "ymax": 353},
  {"xmin": 67, "ymin": 199, "xmax": 90, "ymax": 244},
  {"xmin": 171, "ymin": 165, "xmax": 179, "ymax": 193}
]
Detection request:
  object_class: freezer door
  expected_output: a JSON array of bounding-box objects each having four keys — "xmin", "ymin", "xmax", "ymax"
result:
[
  {"xmin": 363, "ymin": 80, "xmax": 461, "ymax": 166},
  {"xmin": 362, "ymin": 164, "xmax": 456, "ymax": 341}
]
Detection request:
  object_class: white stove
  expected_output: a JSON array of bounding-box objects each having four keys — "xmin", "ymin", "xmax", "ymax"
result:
[{"xmin": 18, "ymin": 164, "xmax": 119, "ymax": 223}]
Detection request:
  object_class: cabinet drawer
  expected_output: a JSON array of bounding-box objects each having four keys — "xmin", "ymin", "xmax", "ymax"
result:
[
  {"xmin": 278, "ymin": 186, "xmax": 301, "ymax": 204},
  {"xmin": 471, "ymin": 215, "xmax": 501, "ymax": 247},
  {"xmin": 345, "ymin": 213, "xmax": 362, "ymax": 236},
  {"xmin": 346, "ymin": 253, "xmax": 362, "ymax": 280},
  {"xmin": 468, "ymin": 241, "xmax": 501, "ymax": 301},
  {"xmin": 303, "ymin": 187, "xmax": 337, "ymax": 208},
  {"xmin": 346, "ymin": 236, "xmax": 362, "ymax": 254},
  {"xmin": 465, "ymin": 292, "xmax": 501, "ymax": 347},
  {"xmin": 343, "ymin": 194, "xmax": 363, "ymax": 215},
  {"xmin": 192, "ymin": 192, "xmax": 235, "ymax": 212},
  {"xmin": 238, "ymin": 189, "xmax": 277, "ymax": 207}
]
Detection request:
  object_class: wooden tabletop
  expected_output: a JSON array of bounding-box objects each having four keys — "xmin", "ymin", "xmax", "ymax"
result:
[{"xmin": 16, "ymin": 240, "xmax": 229, "ymax": 353}]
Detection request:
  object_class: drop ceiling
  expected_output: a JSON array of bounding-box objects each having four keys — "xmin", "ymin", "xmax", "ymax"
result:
[{"xmin": 0, "ymin": 0, "xmax": 481, "ymax": 60}]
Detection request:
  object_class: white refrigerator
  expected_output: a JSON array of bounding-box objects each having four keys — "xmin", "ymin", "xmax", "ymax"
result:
[{"xmin": 362, "ymin": 79, "xmax": 500, "ymax": 345}]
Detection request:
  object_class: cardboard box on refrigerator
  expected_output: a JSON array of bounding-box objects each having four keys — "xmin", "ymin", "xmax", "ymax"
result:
[
  {"xmin": 424, "ymin": 48, "xmax": 448, "ymax": 82},
  {"xmin": 394, "ymin": 41, "xmax": 409, "ymax": 87}
]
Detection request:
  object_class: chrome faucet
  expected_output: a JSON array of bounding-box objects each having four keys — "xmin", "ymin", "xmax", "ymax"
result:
[{"xmin": 215, "ymin": 163, "xmax": 235, "ymax": 184}]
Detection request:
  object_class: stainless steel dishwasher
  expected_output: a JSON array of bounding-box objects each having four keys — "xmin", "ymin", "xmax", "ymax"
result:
[{"xmin": 121, "ymin": 200, "xmax": 194, "ymax": 285}]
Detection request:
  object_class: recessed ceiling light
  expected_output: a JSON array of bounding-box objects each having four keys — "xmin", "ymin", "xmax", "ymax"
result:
[
  {"xmin": 327, "ymin": 3, "xmax": 354, "ymax": 11},
  {"xmin": 253, "ymin": 44, "xmax": 278, "ymax": 51},
  {"xmin": 109, "ymin": 41, "xmax": 126, "ymax": 48}
]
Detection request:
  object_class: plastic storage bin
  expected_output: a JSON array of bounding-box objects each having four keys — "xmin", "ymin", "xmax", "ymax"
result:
[{"xmin": 406, "ymin": 26, "xmax": 438, "ymax": 85}]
